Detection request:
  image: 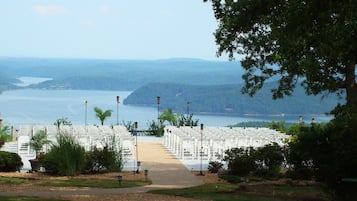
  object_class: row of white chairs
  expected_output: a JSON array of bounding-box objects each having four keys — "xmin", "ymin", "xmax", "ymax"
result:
[
  {"xmin": 15, "ymin": 125, "xmax": 136, "ymax": 161},
  {"xmin": 17, "ymin": 125, "xmax": 132, "ymax": 138},
  {"xmin": 164, "ymin": 126, "xmax": 289, "ymax": 161}
]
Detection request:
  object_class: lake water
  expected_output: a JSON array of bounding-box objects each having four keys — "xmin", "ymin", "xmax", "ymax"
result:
[{"xmin": 0, "ymin": 89, "xmax": 331, "ymax": 128}]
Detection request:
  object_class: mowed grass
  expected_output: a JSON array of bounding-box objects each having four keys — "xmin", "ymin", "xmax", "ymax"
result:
[
  {"xmin": 0, "ymin": 176, "xmax": 29, "ymax": 185},
  {"xmin": 0, "ymin": 196, "xmax": 68, "ymax": 201},
  {"xmin": 0, "ymin": 176, "xmax": 330, "ymax": 201},
  {"xmin": 0, "ymin": 175, "xmax": 149, "ymax": 201},
  {"xmin": 38, "ymin": 178, "xmax": 149, "ymax": 188},
  {"xmin": 0, "ymin": 176, "xmax": 150, "ymax": 188},
  {"xmin": 150, "ymin": 183, "xmax": 330, "ymax": 201}
]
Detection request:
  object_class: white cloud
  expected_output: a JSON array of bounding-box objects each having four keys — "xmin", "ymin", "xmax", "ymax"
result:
[
  {"xmin": 99, "ymin": 5, "xmax": 110, "ymax": 14},
  {"xmin": 33, "ymin": 5, "xmax": 67, "ymax": 15}
]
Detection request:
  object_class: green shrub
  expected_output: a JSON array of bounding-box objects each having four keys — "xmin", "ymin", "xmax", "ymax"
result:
[
  {"xmin": 223, "ymin": 147, "xmax": 257, "ymax": 176},
  {"xmin": 218, "ymin": 173, "xmax": 242, "ymax": 183},
  {"xmin": 312, "ymin": 106, "xmax": 357, "ymax": 200},
  {"xmin": 0, "ymin": 125, "xmax": 12, "ymax": 148},
  {"xmin": 41, "ymin": 133, "xmax": 86, "ymax": 176},
  {"xmin": 146, "ymin": 120, "xmax": 165, "ymax": 136},
  {"xmin": 85, "ymin": 142, "xmax": 123, "ymax": 173},
  {"xmin": 285, "ymin": 123, "xmax": 317, "ymax": 180},
  {"xmin": 223, "ymin": 143, "xmax": 285, "ymax": 178},
  {"xmin": 208, "ymin": 161, "xmax": 224, "ymax": 173},
  {"xmin": 285, "ymin": 105, "xmax": 357, "ymax": 200},
  {"xmin": 0, "ymin": 151, "xmax": 23, "ymax": 172},
  {"xmin": 253, "ymin": 143, "xmax": 284, "ymax": 178},
  {"xmin": 285, "ymin": 168, "xmax": 314, "ymax": 180}
]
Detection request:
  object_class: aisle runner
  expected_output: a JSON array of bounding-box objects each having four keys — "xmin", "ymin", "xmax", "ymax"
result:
[{"xmin": 138, "ymin": 141, "xmax": 203, "ymax": 188}]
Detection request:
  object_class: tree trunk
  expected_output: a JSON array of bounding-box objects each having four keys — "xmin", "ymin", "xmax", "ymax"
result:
[{"xmin": 345, "ymin": 63, "xmax": 357, "ymax": 107}]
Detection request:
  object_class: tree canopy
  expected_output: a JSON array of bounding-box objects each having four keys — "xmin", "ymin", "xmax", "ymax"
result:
[{"xmin": 204, "ymin": 0, "xmax": 357, "ymax": 107}]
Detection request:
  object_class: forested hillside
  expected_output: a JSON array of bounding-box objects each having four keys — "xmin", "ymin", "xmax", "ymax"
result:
[
  {"xmin": 1, "ymin": 57, "xmax": 342, "ymax": 116},
  {"xmin": 0, "ymin": 57, "xmax": 243, "ymax": 91},
  {"xmin": 124, "ymin": 82, "xmax": 342, "ymax": 115}
]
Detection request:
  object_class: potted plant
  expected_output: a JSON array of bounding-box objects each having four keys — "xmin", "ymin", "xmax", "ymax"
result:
[{"xmin": 29, "ymin": 130, "xmax": 51, "ymax": 172}]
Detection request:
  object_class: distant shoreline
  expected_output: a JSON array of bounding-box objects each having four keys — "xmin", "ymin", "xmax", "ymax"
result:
[
  {"xmin": 1, "ymin": 87, "xmax": 334, "ymax": 121},
  {"xmin": 124, "ymin": 103, "xmax": 331, "ymax": 119},
  {"xmin": 191, "ymin": 111, "xmax": 331, "ymax": 119},
  {"xmin": 14, "ymin": 76, "xmax": 53, "ymax": 87}
]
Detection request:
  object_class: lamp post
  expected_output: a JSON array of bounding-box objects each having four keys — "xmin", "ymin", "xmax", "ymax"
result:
[
  {"xmin": 199, "ymin": 123, "xmax": 204, "ymax": 176},
  {"xmin": 85, "ymin": 101, "xmax": 88, "ymax": 125},
  {"xmin": 186, "ymin": 101, "xmax": 190, "ymax": 115},
  {"xmin": 117, "ymin": 175, "xmax": 123, "ymax": 185},
  {"xmin": 134, "ymin": 121, "xmax": 139, "ymax": 173},
  {"xmin": 186, "ymin": 101, "xmax": 190, "ymax": 127},
  {"xmin": 85, "ymin": 100, "xmax": 88, "ymax": 135},
  {"xmin": 0, "ymin": 113, "xmax": 2, "ymax": 131},
  {"xmin": 116, "ymin": 96, "xmax": 120, "ymax": 125},
  {"xmin": 157, "ymin": 96, "xmax": 160, "ymax": 134},
  {"xmin": 144, "ymin": 169, "xmax": 149, "ymax": 181}
]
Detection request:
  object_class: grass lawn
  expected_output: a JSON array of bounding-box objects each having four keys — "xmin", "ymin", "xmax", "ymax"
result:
[
  {"xmin": 0, "ymin": 176, "xmax": 29, "ymax": 185},
  {"xmin": 0, "ymin": 175, "xmax": 149, "ymax": 201},
  {"xmin": 38, "ymin": 178, "xmax": 149, "ymax": 188},
  {"xmin": 0, "ymin": 176, "xmax": 331, "ymax": 201},
  {"xmin": 0, "ymin": 176, "xmax": 150, "ymax": 188},
  {"xmin": 0, "ymin": 196, "xmax": 68, "ymax": 201},
  {"xmin": 150, "ymin": 183, "xmax": 331, "ymax": 201}
]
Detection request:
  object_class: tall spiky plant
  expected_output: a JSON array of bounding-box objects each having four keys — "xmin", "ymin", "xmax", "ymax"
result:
[{"xmin": 41, "ymin": 132, "xmax": 86, "ymax": 176}]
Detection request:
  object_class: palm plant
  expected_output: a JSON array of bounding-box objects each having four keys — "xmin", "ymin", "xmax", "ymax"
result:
[
  {"xmin": 54, "ymin": 117, "xmax": 72, "ymax": 129},
  {"xmin": 54, "ymin": 117, "xmax": 72, "ymax": 134},
  {"xmin": 147, "ymin": 120, "xmax": 165, "ymax": 137},
  {"xmin": 29, "ymin": 130, "xmax": 51, "ymax": 172},
  {"xmin": 159, "ymin": 109, "xmax": 177, "ymax": 126},
  {"xmin": 29, "ymin": 130, "xmax": 51, "ymax": 158},
  {"xmin": 177, "ymin": 113, "xmax": 199, "ymax": 126},
  {"xmin": 94, "ymin": 107, "xmax": 113, "ymax": 125}
]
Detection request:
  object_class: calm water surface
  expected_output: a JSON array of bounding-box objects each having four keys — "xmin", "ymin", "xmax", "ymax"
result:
[{"xmin": 0, "ymin": 89, "xmax": 331, "ymax": 128}]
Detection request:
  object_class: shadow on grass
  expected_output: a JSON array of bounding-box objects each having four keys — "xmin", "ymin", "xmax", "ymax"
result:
[{"xmin": 149, "ymin": 182, "xmax": 331, "ymax": 201}]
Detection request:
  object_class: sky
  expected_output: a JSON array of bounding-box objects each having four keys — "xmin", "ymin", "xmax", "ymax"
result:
[{"xmin": 0, "ymin": 0, "xmax": 224, "ymax": 61}]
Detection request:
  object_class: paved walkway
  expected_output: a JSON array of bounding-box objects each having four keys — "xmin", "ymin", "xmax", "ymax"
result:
[
  {"xmin": 138, "ymin": 140, "xmax": 203, "ymax": 188},
  {"xmin": 0, "ymin": 138, "xmax": 204, "ymax": 197}
]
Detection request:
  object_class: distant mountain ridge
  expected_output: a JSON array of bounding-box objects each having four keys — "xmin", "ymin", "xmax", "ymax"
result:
[
  {"xmin": 0, "ymin": 57, "xmax": 342, "ymax": 116},
  {"xmin": 123, "ymin": 82, "xmax": 342, "ymax": 116},
  {"xmin": 0, "ymin": 57, "xmax": 244, "ymax": 91}
]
